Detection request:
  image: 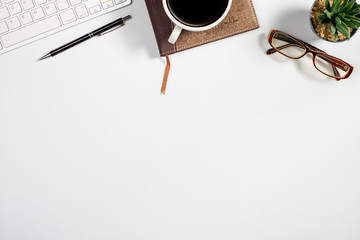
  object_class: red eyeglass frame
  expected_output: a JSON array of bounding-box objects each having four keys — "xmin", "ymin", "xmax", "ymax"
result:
[{"xmin": 266, "ymin": 29, "xmax": 354, "ymax": 81}]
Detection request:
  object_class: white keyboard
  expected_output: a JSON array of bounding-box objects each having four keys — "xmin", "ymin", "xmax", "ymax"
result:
[{"xmin": 0, "ymin": 0, "xmax": 131, "ymax": 55}]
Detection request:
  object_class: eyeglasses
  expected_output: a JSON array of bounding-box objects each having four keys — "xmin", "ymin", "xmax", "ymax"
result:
[{"xmin": 266, "ymin": 29, "xmax": 353, "ymax": 80}]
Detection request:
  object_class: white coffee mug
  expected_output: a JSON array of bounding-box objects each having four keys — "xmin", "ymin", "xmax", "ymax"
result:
[{"xmin": 162, "ymin": 0, "xmax": 233, "ymax": 44}]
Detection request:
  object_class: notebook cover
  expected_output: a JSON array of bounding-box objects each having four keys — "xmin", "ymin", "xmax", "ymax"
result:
[{"xmin": 145, "ymin": 0, "xmax": 260, "ymax": 57}]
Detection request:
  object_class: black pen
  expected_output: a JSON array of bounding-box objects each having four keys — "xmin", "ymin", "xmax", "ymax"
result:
[{"xmin": 39, "ymin": 15, "xmax": 132, "ymax": 60}]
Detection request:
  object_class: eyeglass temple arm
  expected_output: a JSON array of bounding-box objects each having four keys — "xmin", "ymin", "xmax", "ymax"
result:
[
  {"xmin": 266, "ymin": 44, "xmax": 341, "ymax": 78},
  {"xmin": 299, "ymin": 39, "xmax": 324, "ymax": 53},
  {"xmin": 331, "ymin": 64, "xmax": 341, "ymax": 78},
  {"xmin": 266, "ymin": 44, "xmax": 298, "ymax": 55}
]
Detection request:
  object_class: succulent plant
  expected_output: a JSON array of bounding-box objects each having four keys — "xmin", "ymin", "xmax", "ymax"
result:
[{"xmin": 317, "ymin": 0, "xmax": 360, "ymax": 40}]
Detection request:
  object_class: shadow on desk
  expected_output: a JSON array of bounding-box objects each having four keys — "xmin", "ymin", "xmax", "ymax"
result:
[{"xmin": 273, "ymin": 9, "xmax": 319, "ymax": 43}]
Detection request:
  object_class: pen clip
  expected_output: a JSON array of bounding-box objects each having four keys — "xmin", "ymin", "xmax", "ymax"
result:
[{"xmin": 96, "ymin": 22, "xmax": 125, "ymax": 36}]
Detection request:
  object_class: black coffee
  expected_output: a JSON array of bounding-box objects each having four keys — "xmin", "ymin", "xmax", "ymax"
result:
[{"xmin": 167, "ymin": 0, "xmax": 229, "ymax": 27}]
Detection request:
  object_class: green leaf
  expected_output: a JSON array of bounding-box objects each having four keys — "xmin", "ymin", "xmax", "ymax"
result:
[
  {"xmin": 325, "ymin": 9, "xmax": 334, "ymax": 19},
  {"xmin": 330, "ymin": 21, "xmax": 337, "ymax": 34},
  {"xmin": 338, "ymin": 13, "xmax": 346, "ymax": 18},
  {"xmin": 335, "ymin": 16, "xmax": 343, "ymax": 25},
  {"xmin": 347, "ymin": 8, "xmax": 360, "ymax": 16},
  {"xmin": 335, "ymin": 16, "xmax": 351, "ymax": 39},
  {"xmin": 350, "ymin": 3, "xmax": 360, "ymax": 11},
  {"xmin": 334, "ymin": 31, "xmax": 339, "ymax": 40},
  {"xmin": 326, "ymin": 0, "xmax": 331, "ymax": 11},
  {"xmin": 339, "ymin": 0, "xmax": 349, "ymax": 12},
  {"xmin": 340, "ymin": 0, "xmax": 356, "ymax": 13},
  {"xmin": 317, "ymin": 13, "xmax": 326, "ymax": 19},
  {"xmin": 342, "ymin": 17, "xmax": 360, "ymax": 26},
  {"xmin": 346, "ymin": 15, "xmax": 360, "ymax": 24},
  {"xmin": 332, "ymin": 0, "xmax": 342, "ymax": 12},
  {"xmin": 344, "ymin": 20, "xmax": 360, "ymax": 28},
  {"xmin": 330, "ymin": 20, "xmax": 339, "ymax": 40}
]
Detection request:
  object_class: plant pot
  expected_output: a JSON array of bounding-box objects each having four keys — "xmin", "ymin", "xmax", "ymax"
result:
[{"xmin": 310, "ymin": 0, "xmax": 358, "ymax": 42}]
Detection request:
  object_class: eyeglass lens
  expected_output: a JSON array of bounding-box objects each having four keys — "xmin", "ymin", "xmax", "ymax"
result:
[
  {"xmin": 314, "ymin": 54, "xmax": 350, "ymax": 78},
  {"xmin": 271, "ymin": 32, "xmax": 306, "ymax": 58}
]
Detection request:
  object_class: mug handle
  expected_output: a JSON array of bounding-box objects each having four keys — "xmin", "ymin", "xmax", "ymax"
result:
[{"xmin": 168, "ymin": 25, "xmax": 182, "ymax": 44}]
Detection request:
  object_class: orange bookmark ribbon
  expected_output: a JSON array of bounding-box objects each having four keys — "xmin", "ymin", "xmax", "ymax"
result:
[{"xmin": 161, "ymin": 55, "xmax": 171, "ymax": 95}]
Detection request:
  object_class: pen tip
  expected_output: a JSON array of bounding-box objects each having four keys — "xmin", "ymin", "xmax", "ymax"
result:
[
  {"xmin": 123, "ymin": 15, "xmax": 132, "ymax": 22},
  {"xmin": 38, "ymin": 53, "xmax": 51, "ymax": 61}
]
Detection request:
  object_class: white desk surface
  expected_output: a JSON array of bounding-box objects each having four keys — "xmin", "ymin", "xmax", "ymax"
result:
[{"xmin": 1, "ymin": 0, "xmax": 360, "ymax": 239}]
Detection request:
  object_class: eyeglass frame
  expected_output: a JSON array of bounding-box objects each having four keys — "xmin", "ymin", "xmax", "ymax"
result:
[{"xmin": 266, "ymin": 29, "xmax": 353, "ymax": 81}]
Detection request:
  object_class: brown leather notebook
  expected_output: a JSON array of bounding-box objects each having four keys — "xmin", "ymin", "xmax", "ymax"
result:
[{"xmin": 145, "ymin": 0, "xmax": 260, "ymax": 57}]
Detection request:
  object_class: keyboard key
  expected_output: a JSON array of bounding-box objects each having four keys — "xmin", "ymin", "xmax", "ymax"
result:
[
  {"xmin": 89, "ymin": 5, "xmax": 100, "ymax": 14},
  {"xmin": 0, "ymin": 20, "xmax": 9, "ymax": 34},
  {"xmin": 1, "ymin": 15, "xmax": 61, "ymax": 47},
  {"xmin": 114, "ymin": 0, "xmax": 125, "ymax": 4},
  {"xmin": 3, "ymin": 0, "xmax": 14, "ymax": 4},
  {"xmin": 44, "ymin": 2, "xmax": 56, "ymax": 15},
  {"xmin": 32, "ymin": 7, "xmax": 45, "ymax": 20},
  {"xmin": 34, "ymin": 0, "xmax": 46, "ymax": 5},
  {"xmin": 19, "ymin": 12, "xmax": 32, "ymax": 24},
  {"xmin": 56, "ymin": 0, "xmax": 69, "ymax": 10},
  {"xmin": 9, "ymin": 2, "xmax": 22, "ymax": 15},
  {"xmin": 101, "ymin": 0, "xmax": 113, "ymax": 9},
  {"xmin": 20, "ymin": 0, "xmax": 34, "ymax": 10},
  {"xmin": 59, "ymin": 8, "xmax": 75, "ymax": 24},
  {"xmin": 0, "ymin": 7, "xmax": 10, "ymax": 20},
  {"xmin": 69, "ymin": 0, "xmax": 81, "ymax": 6},
  {"xmin": 74, "ymin": 4, "xmax": 87, "ymax": 18},
  {"xmin": 7, "ymin": 16, "xmax": 20, "ymax": 29}
]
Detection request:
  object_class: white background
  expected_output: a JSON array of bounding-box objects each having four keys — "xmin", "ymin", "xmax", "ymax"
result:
[{"xmin": 1, "ymin": 0, "xmax": 360, "ymax": 239}]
